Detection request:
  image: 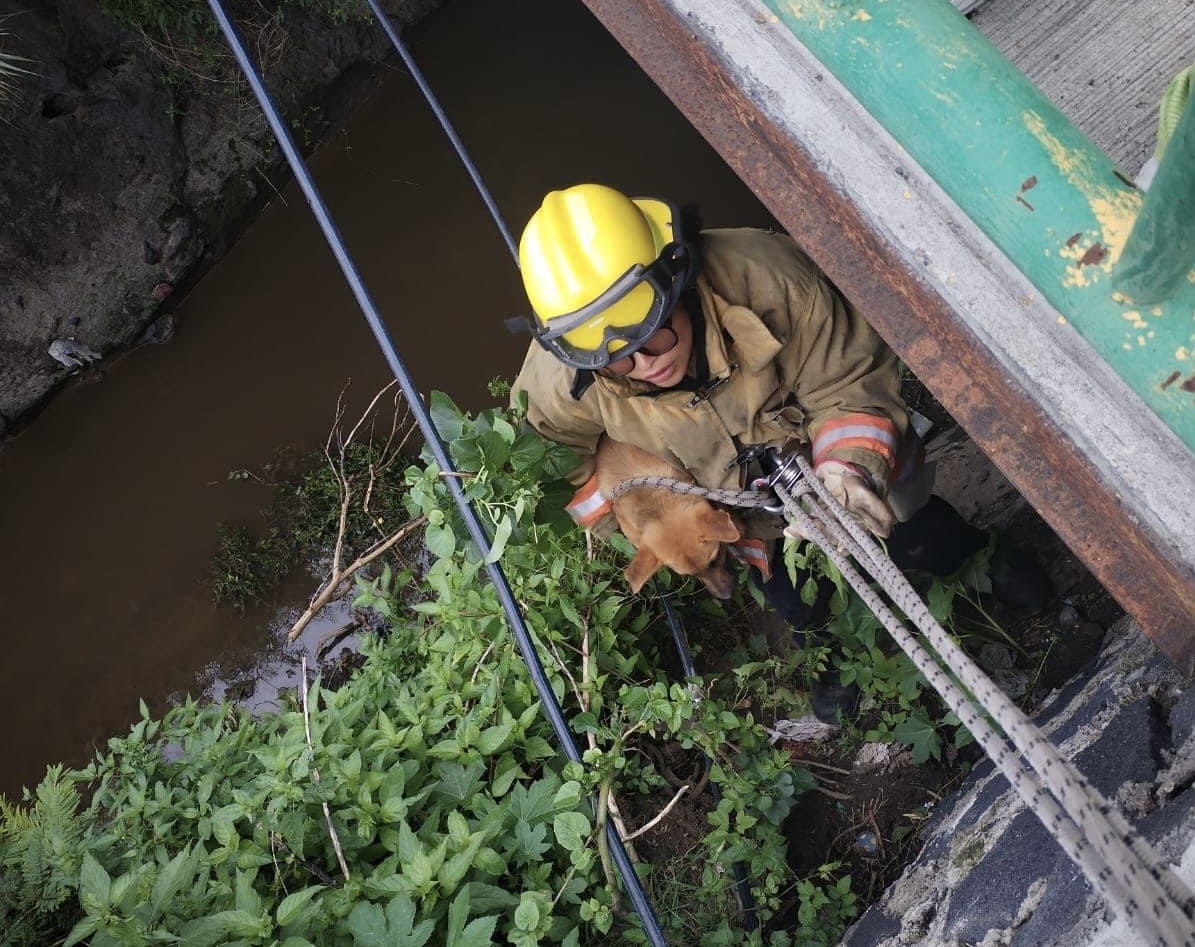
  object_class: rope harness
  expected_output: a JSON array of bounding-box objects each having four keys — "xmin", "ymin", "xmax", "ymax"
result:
[{"xmin": 614, "ymin": 452, "xmax": 1195, "ymax": 945}]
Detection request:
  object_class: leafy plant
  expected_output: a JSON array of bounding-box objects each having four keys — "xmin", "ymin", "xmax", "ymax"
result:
[
  {"xmin": 211, "ymin": 431, "xmax": 415, "ymax": 610},
  {"xmin": 4, "ymin": 392, "xmax": 858, "ymax": 946},
  {"xmin": 99, "ymin": 0, "xmax": 216, "ymax": 45}
]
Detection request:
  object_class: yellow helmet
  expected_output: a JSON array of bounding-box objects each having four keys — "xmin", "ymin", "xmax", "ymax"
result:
[{"xmin": 514, "ymin": 184, "xmax": 696, "ymax": 370}]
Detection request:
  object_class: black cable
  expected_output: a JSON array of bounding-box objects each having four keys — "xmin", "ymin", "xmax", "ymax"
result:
[
  {"xmin": 366, "ymin": 0, "xmax": 520, "ymax": 266},
  {"xmin": 204, "ymin": 3, "xmax": 668, "ymax": 944}
]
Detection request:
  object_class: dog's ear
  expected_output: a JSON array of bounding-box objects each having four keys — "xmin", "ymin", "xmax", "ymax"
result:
[
  {"xmin": 700, "ymin": 508, "xmax": 741, "ymax": 543},
  {"xmin": 624, "ymin": 547, "xmax": 662, "ymax": 593}
]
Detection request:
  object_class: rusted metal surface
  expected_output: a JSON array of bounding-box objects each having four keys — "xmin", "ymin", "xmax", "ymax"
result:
[{"xmin": 579, "ymin": 0, "xmax": 1195, "ymax": 671}]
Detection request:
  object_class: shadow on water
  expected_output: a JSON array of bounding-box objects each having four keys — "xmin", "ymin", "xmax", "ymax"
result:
[{"xmin": 0, "ymin": 0, "xmax": 776, "ymax": 799}]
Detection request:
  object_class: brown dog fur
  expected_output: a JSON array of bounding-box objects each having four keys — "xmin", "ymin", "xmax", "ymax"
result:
[{"xmin": 593, "ymin": 436, "xmax": 742, "ymax": 598}]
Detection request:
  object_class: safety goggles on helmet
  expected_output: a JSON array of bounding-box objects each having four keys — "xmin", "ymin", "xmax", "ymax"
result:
[
  {"xmin": 515, "ymin": 240, "xmax": 695, "ymax": 371},
  {"xmin": 600, "ymin": 320, "xmax": 678, "ymax": 377}
]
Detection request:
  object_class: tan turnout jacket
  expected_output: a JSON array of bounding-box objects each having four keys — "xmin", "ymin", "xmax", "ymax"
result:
[{"xmin": 512, "ymin": 227, "xmax": 911, "ymax": 534}]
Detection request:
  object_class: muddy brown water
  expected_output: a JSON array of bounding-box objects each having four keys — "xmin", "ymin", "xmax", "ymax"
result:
[{"xmin": 0, "ymin": 0, "xmax": 776, "ymax": 800}]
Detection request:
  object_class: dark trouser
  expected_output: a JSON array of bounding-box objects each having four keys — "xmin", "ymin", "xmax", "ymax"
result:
[{"xmin": 753, "ymin": 495, "xmax": 986, "ymax": 634}]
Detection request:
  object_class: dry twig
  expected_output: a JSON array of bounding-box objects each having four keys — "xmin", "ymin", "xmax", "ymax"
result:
[
  {"xmin": 300, "ymin": 656, "xmax": 350, "ymax": 882},
  {"xmin": 624, "ymin": 785, "xmax": 691, "ymax": 841},
  {"xmin": 287, "ymin": 382, "xmax": 421, "ymax": 643}
]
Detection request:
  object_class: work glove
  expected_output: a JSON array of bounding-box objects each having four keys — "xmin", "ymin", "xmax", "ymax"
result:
[{"xmin": 784, "ymin": 461, "xmax": 895, "ymax": 541}]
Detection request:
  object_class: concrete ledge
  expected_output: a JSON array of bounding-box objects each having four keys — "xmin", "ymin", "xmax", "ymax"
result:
[{"xmin": 843, "ymin": 617, "xmax": 1195, "ymax": 945}]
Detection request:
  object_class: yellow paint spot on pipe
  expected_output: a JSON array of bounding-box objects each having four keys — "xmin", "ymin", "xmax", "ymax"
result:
[
  {"xmin": 1178, "ymin": 346, "xmax": 1190, "ymax": 360},
  {"xmin": 853, "ymin": 10, "xmax": 872, "ymax": 21},
  {"xmin": 1022, "ymin": 110, "xmax": 1141, "ymax": 268}
]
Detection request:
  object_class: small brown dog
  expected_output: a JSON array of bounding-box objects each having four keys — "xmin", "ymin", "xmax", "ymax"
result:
[{"xmin": 593, "ymin": 436, "xmax": 743, "ymax": 598}]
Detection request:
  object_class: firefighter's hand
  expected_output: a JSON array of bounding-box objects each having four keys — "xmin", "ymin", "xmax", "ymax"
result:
[{"xmin": 812, "ymin": 462, "xmax": 895, "ymax": 538}]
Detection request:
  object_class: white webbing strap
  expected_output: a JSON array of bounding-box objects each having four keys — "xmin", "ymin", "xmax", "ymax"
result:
[{"xmin": 777, "ymin": 455, "xmax": 1195, "ymax": 946}]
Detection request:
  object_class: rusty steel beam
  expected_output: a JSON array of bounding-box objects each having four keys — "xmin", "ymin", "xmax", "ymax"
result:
[{"xmin": 579, "ymin": 0, "xmax": 1195, "ymax": 671}]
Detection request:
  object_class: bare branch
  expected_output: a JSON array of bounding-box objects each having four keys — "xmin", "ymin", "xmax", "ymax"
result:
[
  {"xmin": 300, "ymin": 656, "xmax": 350, "ymax": 882},
  {"xmin": 287, "ymin": 514, "xmax": 426, "ymax": 643},
  {"xmin": 624, "ymin": 785, "xmax": 690, "ymax": 841},
  {"xmin": 288, "ymin": 383, "xmax": 421, "ymax": 644}
]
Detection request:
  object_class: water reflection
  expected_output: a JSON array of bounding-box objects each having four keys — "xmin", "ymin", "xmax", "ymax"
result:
[{"xmin": 0, "ymin": 0, "xmax": 774, "ymax": 799}]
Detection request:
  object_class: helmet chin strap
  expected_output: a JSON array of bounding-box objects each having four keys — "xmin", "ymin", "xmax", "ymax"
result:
[{"xmin": 569, "ymin": 369, "xmax": 596, "ymax": 400}]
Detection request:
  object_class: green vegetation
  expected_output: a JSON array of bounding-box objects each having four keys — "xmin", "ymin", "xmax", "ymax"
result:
[
  {"xmin": 96, "ymin": 0, "xmax": 375, "ymax": 118},
  {"xmin": 213, "ymin": 435, "xmax": 413, "ymax": 611},
  {"xmin": 98, "ymin": 0, "xmax": 370, "ymax": 46},
  {"xmin": 2, "ymin": 392, "xmax": 999, "ymax": 945},
  {"xmin": 99, "ymin": 0, "xmax": 217, "ymax": 45}
]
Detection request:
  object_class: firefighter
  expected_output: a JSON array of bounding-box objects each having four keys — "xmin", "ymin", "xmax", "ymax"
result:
[{"xmin": 509, "ymin": 184, "xmax": 1049, "ymax": 714}]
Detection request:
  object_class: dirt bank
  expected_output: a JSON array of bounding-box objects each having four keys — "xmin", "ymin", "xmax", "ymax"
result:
[{"xmin": 0, "ymin": 0, "xmax": 437, "ymax": 436}]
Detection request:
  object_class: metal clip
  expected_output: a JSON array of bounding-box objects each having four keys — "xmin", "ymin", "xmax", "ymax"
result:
[
  {"xmin": 727, "ymin": 443, "xmax": 769, "ymax": 471},
  {"xmin": 686, "ymin": 364, "xmax": 736, "ymax": 408},
  {"xmin": 749, "ymin": 475, "xmax": 787, "ymax": 514}
]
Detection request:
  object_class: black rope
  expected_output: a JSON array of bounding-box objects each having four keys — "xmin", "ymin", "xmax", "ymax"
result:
[
  {"xmin": 204, "ymin": 3, "xmax": 667, "ymax": 944},
  {"xmin": 366, "ymin": 0, "xmax": 519, "ymax": 266}
]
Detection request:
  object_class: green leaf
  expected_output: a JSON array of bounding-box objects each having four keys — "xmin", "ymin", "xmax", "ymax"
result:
[
  {"xmin": 276, "ymin": 886, "xmax": 323, "ymax": 927},
  {"xmin": 514, "ymin": 893, "xmax": 541, "ymax": 931},
  {"xmin": 553, "ymin": 811, "xmax": 591, "ymax": 855},
  {"xmin": 425, "ymin": 522, "xmax": 458, "ymax": 560},
  {"xmin": 508, "ymin": 431, "xmax": 546, "ymax": 472},
  {"xmin": 149, "ymin": 845, "xmax": 195, "ymax": 919},
  {"xmin": 430, "ymin": 391, "xmax": 465, "ymax": 445},
  {"xmin": 446, "ymin": 888, "xmax": 499, "ymax": 947},
  {"xmin": 475, "ymin": 722, "xmax": 513, "ymax": 755},
  {"xmin": 553, "ymin": 780, "xmax": 583, "ymax": 811},
  {"xmin": 483, "ymin": 516, "xmax": 513, "ymax": 564},
  {"xmin": 63, "ymin": 917, "xmax": 101, "ymax": 947},
  {"xmin": 467, "ymin": 882, "xmax": 520, "ymax": 912},
  {"xmin": 892, "ymin": 712, "xmax": 942, "ymax": 764},
  {"xmin": 180, "ymin": 910, "xmax": 267, "ymax": 946},
  {"xmin": 508, "ymin": 777, "xmax": 558, "ymax": 823},
  {"xmin": 492, "ymin": 416, "xmax": 517, "ymax": 445},
  {"xmin": 926, "ymin": 578, "xmax": 956, "ymax": 622},
  {"xmin": 345, "ymin": 902, "xmax": 386, "ymax": 947},
  {"xmin": 78, "ymin": 852, "xmax": 112, "ymax": 907},
  {"xmin": 437, "ymin": 760, "xmax": 486, "ymax": 802},
  {"xmin": 385, "ymin": 895, "xmax": 435, "ymax": 946}
]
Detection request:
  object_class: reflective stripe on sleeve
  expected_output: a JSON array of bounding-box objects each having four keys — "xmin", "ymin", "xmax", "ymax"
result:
[
  {"xmin": 728, "ymin": 537, "xmax": 772, "ymax": 581},
  {"xmin": 566, "ymin": 475, "xmax": 613, "ymax": 528},
  {"xmin": 812, "ymin": 415, "xmax": 899, "ymax": 469}
]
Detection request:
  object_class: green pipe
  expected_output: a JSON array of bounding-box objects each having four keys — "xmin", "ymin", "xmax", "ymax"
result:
[
  {"xmin": 1115, "ymin": 73, "xmax": 1195, "ymax": 305},
  {"xmin": 760, "ymin": 0, "xmax": 1195, "ymax": 451}
]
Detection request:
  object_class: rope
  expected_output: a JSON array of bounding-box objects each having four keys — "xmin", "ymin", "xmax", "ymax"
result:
[
  {"xmin": 777, "ymin": 455, "xmax": 1195, "ymax": 946},
  {"xmin": 609, "ymin": 474, "xmax": 778, "ymax": 509},
  {"xmin": 364, "ymin": 0, "xmax": 519, "ymax": 265},
  {"xmin": 204, "ymin": 5, "xmax": 668, "ymax": 945}
]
